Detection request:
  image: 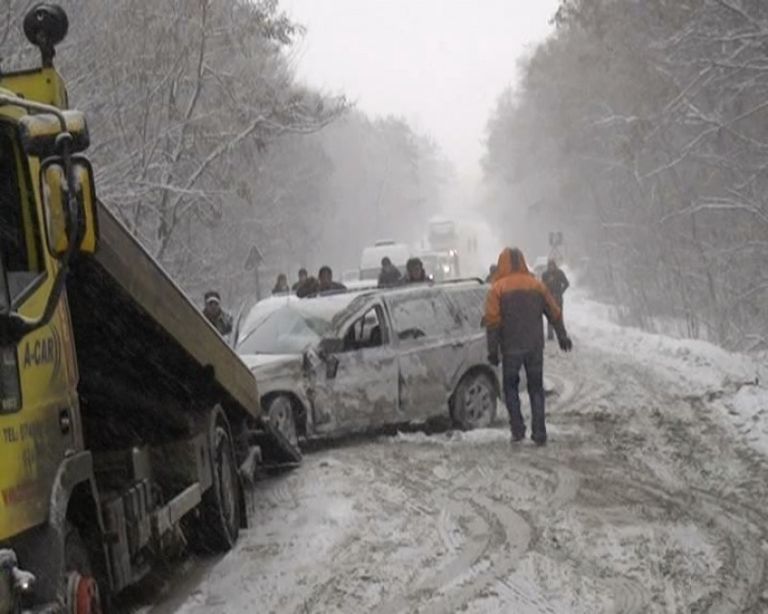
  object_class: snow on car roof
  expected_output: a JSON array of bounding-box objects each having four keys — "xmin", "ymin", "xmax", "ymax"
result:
[{"xmin": 239, "ymin": 279, "xmax": 484, "ymax": 342}]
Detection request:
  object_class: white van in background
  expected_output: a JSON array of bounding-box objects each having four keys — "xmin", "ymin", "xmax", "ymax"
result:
[{"xmin": 360, "ymin": 240, "xmax": 410, "ymax": 280}]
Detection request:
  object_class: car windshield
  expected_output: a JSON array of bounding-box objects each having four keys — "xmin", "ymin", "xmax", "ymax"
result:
[{"xmin": 236, "ymin": 304, "xmax": 333, "ymax": 355}]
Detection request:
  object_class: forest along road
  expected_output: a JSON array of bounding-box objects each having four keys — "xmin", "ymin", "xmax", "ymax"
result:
[{"xmin": 147, "ymin": 295, "xmax": 768, "ymax": 614}]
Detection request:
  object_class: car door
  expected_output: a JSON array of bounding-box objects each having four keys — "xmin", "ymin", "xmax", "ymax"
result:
[
  {"xmin": 442, "ymin": 285, "xmax": 492, "ymax": 380},
  {"xmin": 385, "ymin": 289, "xmax": 466, "ymax": 419},
  {"xmin": 311, "ymin": 301, "xmax": 400, "ymax": 435}
]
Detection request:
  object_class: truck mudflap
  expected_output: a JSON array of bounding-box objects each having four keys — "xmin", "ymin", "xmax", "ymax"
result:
[{"xmin": 251, "ymin": 417, "xmax": 302, "ymax": 468}]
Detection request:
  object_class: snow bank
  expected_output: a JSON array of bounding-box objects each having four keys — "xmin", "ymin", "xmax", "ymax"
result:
[
  {"xmin": 568, "ymin": 290, "xmax": 764, "ymax": 395},
  {"xmin": 568, "ymin": 289, "xmax": 768, "ymax": 457}
]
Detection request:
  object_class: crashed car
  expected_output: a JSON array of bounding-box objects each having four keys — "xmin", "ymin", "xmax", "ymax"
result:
[{"xmin": 235, "ymin": 281, "xmax": 498, "ymax": 443}]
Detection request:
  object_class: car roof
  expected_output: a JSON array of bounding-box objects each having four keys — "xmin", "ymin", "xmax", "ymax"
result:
[
  {"xmin": 354, "ymin": 278, "xmax": 484, "ymax": 302},
  {"xmin": 239, "ymin": 279, "xmax": 484, "ymax": 340}
]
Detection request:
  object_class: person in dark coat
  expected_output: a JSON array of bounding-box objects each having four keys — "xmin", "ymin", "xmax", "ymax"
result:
[
  {"xmin": 203, "ymin": 290, "xmax": 233, "ymax": 335},
  {"xmin": 404, "ymin": 257, "xmax": 427, "ymax": 283},
  {"xmin": 272, "ymin": 273, "xmax": 290, "ymax": 294},
  {"xmin": 292, "ymin": 268, "xmax": 308, "ymax": 292},
  {"xmin": 485, "ymin": 264, "xmax": 498, "ymax": 283},
  {"xmin": 318, "ymin": 266, "xmax": 346, "ymax": 293},
  {"xmin": 541, "ymin": 258, "xmax": 570, "ymax": 341},
  {"xmin": 378, "ymin": 257, "xmax": 402, "ymax": 287},
  {"xmin": 297, "ymin": 266, "xmax": 346, "ymax": 297},
  {"xmin": 295, "ymin": 277, "xmax": 318, "ymax": 298},
  {"xmin": 485, "ymin": 248, "xmax": 572, "ymax": 445}
]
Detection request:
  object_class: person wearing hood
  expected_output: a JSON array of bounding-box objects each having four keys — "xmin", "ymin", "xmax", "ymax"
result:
[
  {"xmin": 203, "ymin": 290, "xmax": 233, "ymax": 336},
  {"xmin": 485, "ymin": 247, "xmax": 573, "ymax": 445}
]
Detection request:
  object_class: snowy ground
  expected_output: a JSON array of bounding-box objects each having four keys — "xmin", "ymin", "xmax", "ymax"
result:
[{"xmin": 138, "ymin": 290, "xmax": 768, "ymax": 613}]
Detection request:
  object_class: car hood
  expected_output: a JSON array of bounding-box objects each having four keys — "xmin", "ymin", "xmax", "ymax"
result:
[{"xmin": 240, "ymin": 353, "xmax": 302, "ymax": 375}]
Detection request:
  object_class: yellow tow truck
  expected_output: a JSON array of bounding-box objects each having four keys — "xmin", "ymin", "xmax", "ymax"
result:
[{"xmin": 0, "ymin": 5, "xmax": 300, "ymax": 612}]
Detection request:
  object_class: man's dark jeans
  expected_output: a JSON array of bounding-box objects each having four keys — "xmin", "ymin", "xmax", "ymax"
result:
[{"xmin": 502, "ymin": 350, "xmax": 546, "ymax": 443}]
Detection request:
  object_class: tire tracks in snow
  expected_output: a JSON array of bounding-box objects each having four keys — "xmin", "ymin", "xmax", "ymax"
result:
[{"xmin": 148, "ymin": 340, "xmax": 768, "ymax": 614}]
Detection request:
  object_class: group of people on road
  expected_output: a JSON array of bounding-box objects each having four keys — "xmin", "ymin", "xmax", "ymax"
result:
[
  {"xmin": 269, "ymin": 256, "xmax": 429, "ymax": 300},
  {"xmin": 378, "ymin": 256, "xmax": 427, "ymax": 287},
  {"xmin": 485, "ymin": 249, "xmax": 572, "ymax": 447},
  {"xmin": 201, "ymin": 264, "xmax": 348, "ymax": 336},
  {"xmin": 271, "ymin": 265, "xmax": 347, "ymax": 298}
]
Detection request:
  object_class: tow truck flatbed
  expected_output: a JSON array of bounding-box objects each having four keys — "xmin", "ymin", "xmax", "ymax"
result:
[{"xmin": 66, "ymin": 201, "xmax": 301, "ymax": 465}]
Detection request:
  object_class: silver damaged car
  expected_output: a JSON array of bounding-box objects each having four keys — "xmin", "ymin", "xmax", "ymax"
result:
[{"xmin": 235, "ymin": 281, "xmax": 498, "ymax": 444}]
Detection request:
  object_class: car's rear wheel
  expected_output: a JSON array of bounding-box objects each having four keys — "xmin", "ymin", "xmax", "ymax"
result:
[
  {"xmin": 184, "ymin": 407, "xmax": 241, "ymax": 553},
  {"xmin": 267, "ymin": 395, "xmax": 299, "ymax": 448},
  {"xmin": 451, "ymin": 372, "xmax": 497, "ymax": 431}
]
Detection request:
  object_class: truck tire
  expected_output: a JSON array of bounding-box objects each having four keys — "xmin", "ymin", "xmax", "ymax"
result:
[
  {"xmin": 451, "ymin": 371, "xmax": 497, "ymax": 431},
  {"xmin": 267, "ymin": 395, "xmax": 299, "ymax": 448},
  {"xmin": 62, "ymin": 523, "xmax": 103, "ymax": 614},
  {"xmin": 185, "ymin": 407, "xmax": 241, "ymax": 554}
]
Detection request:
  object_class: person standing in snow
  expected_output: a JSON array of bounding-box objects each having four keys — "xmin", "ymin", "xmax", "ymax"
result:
[
  {"xmin": 272, "ymin": 273, "xmax": 290, "ymax": 294},
  {"xmin": 292, "ymin": 268, "xmax": 308, "ymax": 292},
  {"xmin": 541, "ymin": 258, "xmax": 570, "ymax": 341},
  {"xmin": 486, "ymin": 264, "xmax": 497, "ymax": 283},
  {"xmin": 203, "ymin": 290, "xmax": 233, "ymax": 336},
  {"xmin": 404, "ymin": 257, "xmax": 427, "ymax": 283},
  {"xmin": 298, "ymin": 266, "xmax": 347, "ymax": 297},
  {"xmin": 378, "ymin": 257, "xmax": 403, "ymax": 287},
  {"xmin": 318, "ymin": 266, "xmax": 346, "ymax": 293},
  {"xmin": 485, "ymin": 247, "xmax": 572, "ymax": 445}
]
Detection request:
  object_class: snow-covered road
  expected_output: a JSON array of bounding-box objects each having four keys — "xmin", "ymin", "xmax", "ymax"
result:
[{"xmin": 142, "ymin": 292, "xmax": 768, "ymax": 613}]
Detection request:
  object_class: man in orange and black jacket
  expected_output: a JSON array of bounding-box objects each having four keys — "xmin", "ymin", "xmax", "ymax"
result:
[{"xmin": 485, "ymin": 248, "xmax": 573, "ymax": 445}]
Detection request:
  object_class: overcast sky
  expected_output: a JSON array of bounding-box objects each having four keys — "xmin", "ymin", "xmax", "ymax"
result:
[{"xmin": 280, "ymin": 0, "xmax": 560, "ymax": 189}]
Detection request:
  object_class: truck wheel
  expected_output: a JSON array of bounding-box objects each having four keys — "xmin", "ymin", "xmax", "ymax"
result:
[
  {"xmin": 186, "ymin": 407, "xmax": 241, "ymax": 553},
  {"xmin": 267, "ymin": 395, "xmax": 299, "ymax": 448},
  {"xmin": 451, "ymin": 372, "xmax": 497, "ymax": 431},
  {"xmin": 63, "ymin": 524, "xmax": 103, "ymax": 614}
]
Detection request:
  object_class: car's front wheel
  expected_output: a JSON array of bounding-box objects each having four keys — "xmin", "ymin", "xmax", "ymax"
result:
[
  {"xmin": 451, "ymin": 372, "xmax": 497, "ymax": 431},
  {"xmin": 267, "ymin": 395, "xmax": 299, "ymax": 448}
]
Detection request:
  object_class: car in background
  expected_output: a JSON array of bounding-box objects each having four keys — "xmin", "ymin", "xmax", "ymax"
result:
[{"xmin": 235, "ymin": 281, "xmax": 498, "ymax": 442}]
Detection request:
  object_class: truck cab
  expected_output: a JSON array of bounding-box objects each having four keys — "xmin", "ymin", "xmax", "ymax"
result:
[{"xmin": 0, "ymin": 60, "xmax": 101, "ymax": 611}]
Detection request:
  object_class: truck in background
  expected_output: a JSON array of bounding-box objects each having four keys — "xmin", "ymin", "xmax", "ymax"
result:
[{"xmin": 0, "ymin": 6, "xmax": 300, "ymax": 612}]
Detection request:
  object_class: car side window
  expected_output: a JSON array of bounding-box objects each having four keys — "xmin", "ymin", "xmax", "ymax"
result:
[
  {"xmin": 342, "ymin": 306, "xmax": 387, "ymax": 352},
  {"xmin": 387, "ymin": 291, "xmax": 458, "ymax": 340}
]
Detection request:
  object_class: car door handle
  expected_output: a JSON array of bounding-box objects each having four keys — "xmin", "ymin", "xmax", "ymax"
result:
[{"xmin": 451, "ymin": 341, "xmax": 465, "ymax": 349}]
